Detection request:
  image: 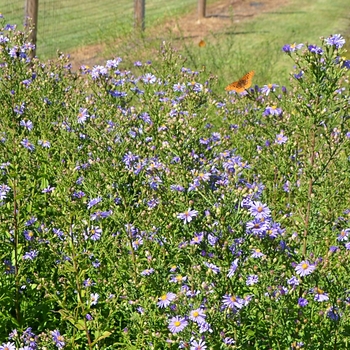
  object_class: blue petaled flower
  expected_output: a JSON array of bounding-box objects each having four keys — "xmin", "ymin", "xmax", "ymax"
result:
[
  {"xmin": 51, "ymin": 330, "xmax": 65, "ymax": 349},
  {"xmin": 227, "ymin": 258, "xmax": 239, "ymax": 277},
  {"xmin": 168, "ymin": 316, "xmax": 188, "ymax": 334},
  {"xmin": 0, "ymin": 342, "xmax": 16, "ymax": 350},
  {"xmin": 142, "ymin": 73, "xmax": 157, "ymax": 84},
  {"xmin": 21, "ymin": 138, "xmax": 35, "ymax": 151},
  {"xmin": 325, "ymin": 34, "xmax": 345, "ymax": 49},
  {"xmin": 248, "ymin": 201, "xmax": 271, "ymax": 219},
  {"xmin": 263, "ymin": 105, "xmax": 282, "ymax": 117},
  {"xmin": 282, "ymin": 43, "xmax": 303, "ymax": 53},
  {"xmin": 314, "ymin": 288, "xmax": 329, "ymax": 302},
  {"xmin": 275, "ymin": 131, "xmax": 288, "ymax": 145},
  {"xmin": 189, "ymin": 308, "xmax": 206, "ymax": 324},
  {"xmin": 177, "ymin": 208, "xmax": 198, "ymax": 224},
  {"xmin": 246, "ymin": 275, "xmax": 259, "ymax": 286},
  {"xmin": 157, "ymin": 292, "xmax": 176, "ymax": 308},
  {"xmin": 295, "ymin": 260, "xmax": 315, "ymax": 277},
  {"xmin": 77, "ymin": 108, "xmax": 89, "ymax": 124},
  {"xmin": 308, "ymin": 45, "xmax": 324, "ymax": 55},
  {"xmin": 298, "ymin": 297, "xmax": 308, "ymax": 307},
  {"xmin": 260, "ymin": 83, "xmax": 279, "ymax": 96},
  {"xmin": 190, "ymin": 339, "xmax": 207, "ymax": 350},
  {"xmin": 222, "ymin": 294, "xmax": 245, "ymax": 309}
]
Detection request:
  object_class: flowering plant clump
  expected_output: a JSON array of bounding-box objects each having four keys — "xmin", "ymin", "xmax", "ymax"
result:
[{"xmin": 0, "ymin": 16, "xmax": 349, "ymax": 349}]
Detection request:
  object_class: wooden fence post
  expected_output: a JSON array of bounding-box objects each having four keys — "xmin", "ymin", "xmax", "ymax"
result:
[
  {"xmin": 24, "ymin": 0, "xmax": 39, "ymax": 59},
  {"xmin": 198, "ymin": 0, "xmax": 206, "ymax": 20},
  {"xmin": 134, "ymin": 0, "xmax": 145, "ymax": 31}
]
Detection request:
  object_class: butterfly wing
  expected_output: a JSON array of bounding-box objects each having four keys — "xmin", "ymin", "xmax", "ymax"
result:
[
  {"xmin": 225, "ymin": 71, "xmax": 255, "ymax": 92},
  {"xmin": 198, "ymin": 40, "xmax": 206, "ymax": 47}
]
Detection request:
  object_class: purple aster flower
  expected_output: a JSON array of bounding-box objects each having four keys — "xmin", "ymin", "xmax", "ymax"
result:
[
  {"xmin": 246, "ymin": 274, "xmax": 259, "ymax": 286},
  {"xmin": 337, "ymin": 229, "xmax": 349, "ymax": 241},
  {"xmin": 142, "ymin": 73, "xmax": 157, "ymax": 84},
  {"xmin": 204, "ymin": 261, "xmax": 220, "ymax": 274},
  {"xmin": 51, "ymin": 330, "xmax": 65, "ymax": 349},
  {"xmin": 251, "ymin": 248, "xmax": 264, "ymax": 258},
  {"xmin": 222, "ymin": 294, "xmax": 245, "ymax": 309},
  {"xmin": 295, "ymin": 260, "xmax": 315, "ymax": 277},
  {"xmin": 189, "ymin": 308, "xmax": 206, "ymax": 324},
  {"xmin": 170, "ymin": 274, "xmax": 187, "ymax": 283},
  {"xmin": 86, "ymin": 313, "xmax": 93, "ymax": 321},
  {"xmin": 263, "ymin": 105, "xmax": 282, "ymax": 117},
  {"xmin": 141, "ymin": 268, "xmax": 154, "ymax": 276},
  {"xmin": 89, "ymin": 293, "xmax": 99, "ymax": 305},
  {"xmin": 314, "ymin": 288, "xmax": 329, "ymax": 302},
  {"xmin": 223, "ymin": 337, "xmax": 235, "ymax": 345},
  {"xmin": 168, "ymin": 316, "xmax": 188, "ymax": 334},
  {"xmin": 20, "ymin": 119, "xmax": 33, "ymax": 131},
  {"xmin": 260, "ymin": 83, "xmax": 278, "ymax": 95},
  {"xmin": 20, "ymin": 138, "xmax": 35, "ymax": 151},
  {"xmin": 38, "ymin": 139, "xmax": 51, "ymax": 148},
  {"xmin": 190, "ymin": 339, "xmax": 207, "ymax": 350},
  {"xmin": 23, "ymin": 250, "xmax": 38, "ymax": 260},
  {"xmin": 325, "ymin": 34, "xmax": 345, "ymax": 49},
  {"xmin": 24, "ymin": 230, "xmax": 34, "ymax": 241},
  {"xmin": 327, "ymin": 306, "xmax": 340, "ymax": 321},
  {"xmin": 199, "ymin": 321, "xmax": 213, "ymax": 334},
  {"xmin": 87, "ymin": 226, "xmax": 102, "ymax": 241},
  {"xmin": 343, "ymin": 60, "xmax": 350, "ymax": 69},
  {"xmin": 227, "ymin": 258, "xmax": 239, "ymax": 278},
  {"xmin": 42, "ymin": 186, "xmax": 55, "ymax": 193},
  {"xmin": 83, "ymin": 278, "xmax": 95, "ymax": 288},
  {"xmin": 275, "ymin": 131, "xmax": 288, "ymax": 144},
  {"xmin": 282, "ymin": 43, "xmax": 303, "ymax": 52},
  {"xmin": 87, "ymin": 197, "xmax": 102, "ymax": 209},
  {"xmin": 190, "ymin": 232, "xmax": 204, "ymax": 244},
  {"xmin": 177, "ymin": 208, "xmax": 198, "ymax": 224},
  {"xmin": 77, "ymin": 108, "xmax": 89, "ymax": 124},
  {"xmin": 298, "ymin": 297, "xmax": 308, "ymax": 307},
  {"xmin": 0, "ymin": 342, "xmax": 16, "ymax": 350},
  {"xmin": 248, "ymin": 201, "xmax": 271, "ymax": 219},
  {"xmin": 294, "ymin": 70, "xmax": 304, "ymax": 79},
  {"xmin": 157, "ymin": 292, "xmax": 176, "ymax": 308},
  {"xmin": 287, "ymin": 276, "xmax": 300, "ymax": 287},
  {"xmin": 308, "ymin": 45, "xmax": 323, "ymax": 55}
]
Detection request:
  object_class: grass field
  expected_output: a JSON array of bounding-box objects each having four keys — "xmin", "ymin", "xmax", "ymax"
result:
[{"xmin": 0, "ymin": 0, "xmax": 216, "ymax": 59}]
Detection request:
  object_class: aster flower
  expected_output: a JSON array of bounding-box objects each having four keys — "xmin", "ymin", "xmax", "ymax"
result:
[
  {"xmin": 246, "ymin": 275, "xmax": 259, "ymax": 286},
  {"xmin": 260, "ymin": 83, "xmax": 279, "ymax": 95},
  {"xmin": 314, "ymin": 288, "xmax": 329, "ymax": 302},
  {"xmin": 295, "ymin": 260, "xmax": 315, "ymax": 277},
  {"xmin": 308, "ymin": 45, "xmax": 323, "ymax": 55},
  {"xmin": 168, "ymin": 316, "xmax": 188, "ymax": 334},
  {"xmin": 227, "ymin": 258, "xmax": 239, "ymax": 277},
  {"xmin": 298, "ymin": 297, "xmax": 308, "ymax": 307},
  {"xmin": 77, "ymin": 108, "xmax": 89, "ymax": 124},
  {"xmin": 282, "ymin": 43, "xmax": 303, "ymax": 53},
  {"xmin": 189, "ymin": 308, "xmax": 206, "ymax": 324},
  {"xmin": 21, "ymin": 138, "xmax": 35, "ymax": 151},
  {"xmin": 141, "ymin": 268, "xmax": 154, "ymax": 276},
  {"xmin": 222, "ymin": 294, "xmax": 245, "ymax": 309},
  {"xmin": 251, "ymin": 248, "xmax": 264, "ymax": 258},
  {"xmin": 87, "ymin": 197, "xmax": 102, "ymax": 209},
  {"xmin": 51, "ymin": 330, "xmax": 65, "ymax": 349},
  {"xmin": 248, "ymin": 201, "xmax": 271, "ymax": 219},
  {"xmin": 337, "ymin": 229, "xmax": 349, "ymax": 241},
  {"xmin": 142, "ymin": 73, "xmax": 157, "ymax": 84},
  {"xmin": 177, "ymin": 208, "xmax": 198, "ymax": 224},
  {"xmin": 204, "ymin": 261, "xmax": 220, "ymax": 274},
  {"xmin": 275, "ymin": 131, "xmax": 288, "ymax": 145},
  {"xmin": 20, "ymin": 119, "xmax": 33, "ymax": 130},
  {"xmin": 263, "ymin": 105, "xmax": 282, "ymax": 117},
  {"xmin": 89, "ymin": 293, "xmax": 99, "ymax": 306},
  {"xmin": 190, "ymin": 232, "xmax": 204, "ymax": 245},
  {"xmin": 199, "ymin": 322, "xmax": 213, "ymax": 333},
  {"xmin": 325, "ymin": 34, "xmax": 345, "ymax": 49},
  {"xmin": 0, "ymin": 342, "xmax": 16, "ymax": 350},
  {"xmin": 287, "ymin": 276, "xmax": 300, "ymax": 287},
  {"xmin": 190, "ymin": 339, "xmax": 207, "ymax": 350},
  {"xmin": 157, "ymin": 292, "xmax": 176, "ymax": 308}
]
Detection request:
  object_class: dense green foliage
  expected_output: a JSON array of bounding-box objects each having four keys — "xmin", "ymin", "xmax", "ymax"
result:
[{"xmin": 0, "ymin": 22, "xmax": 350, "ymax": 349}]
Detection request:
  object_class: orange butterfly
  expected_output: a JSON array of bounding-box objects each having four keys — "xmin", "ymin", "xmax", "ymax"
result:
[
  {"xmin": 198, "ymin": 40, "xmax": 206, "ymax": 47},
  {"xmin": 225, "ymin": 71, "xmax": 255, "ymax": 93}
]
